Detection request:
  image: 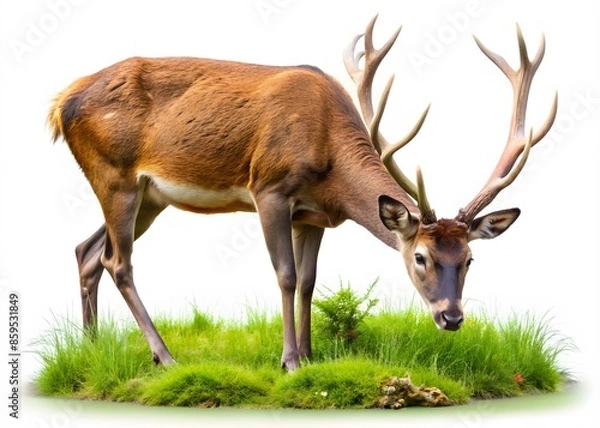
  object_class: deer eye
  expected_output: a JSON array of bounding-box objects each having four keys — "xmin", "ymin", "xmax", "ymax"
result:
[
  {"xmin": 466, "ymin": 257, "xmax": 474, "ymax": 268},
  {"xmin": 415, "ymin": 253, "xmax": 426, "ymax": 266}
]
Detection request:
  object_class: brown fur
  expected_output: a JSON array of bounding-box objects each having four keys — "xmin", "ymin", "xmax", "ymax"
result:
[
  {"xmin": 48, "ymin": 57, "xmax": 412, "ymax": 225},
  {"xmin": 419, "ymin": 219, "xmax": 468, "ymax": 250}
]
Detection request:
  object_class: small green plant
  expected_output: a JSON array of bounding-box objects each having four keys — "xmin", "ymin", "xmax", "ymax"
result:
[{"xmin": 313, "ymin": 279, "xmax": 379, "ymax": 343}]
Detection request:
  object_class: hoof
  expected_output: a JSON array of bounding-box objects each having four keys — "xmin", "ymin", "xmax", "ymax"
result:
[
  {"xmin": 152, "ymin": 352, "xmax": 176, "ymax": 366},
  {"xmin": 281, "ymin": 358, "xmax": 301, "ymax": 373}
]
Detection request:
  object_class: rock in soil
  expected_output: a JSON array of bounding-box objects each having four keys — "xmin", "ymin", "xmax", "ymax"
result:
[{"xmin": 376, "ymin": 374, "xmax": 452, "ymax": 409}]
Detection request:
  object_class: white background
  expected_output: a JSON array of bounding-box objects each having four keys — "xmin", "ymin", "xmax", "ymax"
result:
[{"xmin": 0, "ymin": 0, "xmax": 598, "ymax": 427}]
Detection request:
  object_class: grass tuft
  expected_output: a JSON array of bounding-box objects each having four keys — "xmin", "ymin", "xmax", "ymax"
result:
[
  {"xmin": 35, "ymin": 317, "xmax": 153, "ymax": 399},
  {"xmin": 139, "ymin": 363, "xmax": 270, "ymax": 407}
]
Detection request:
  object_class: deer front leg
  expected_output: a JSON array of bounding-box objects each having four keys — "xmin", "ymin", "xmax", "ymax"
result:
[
  {"xmin": 293, "ymin": 224, "xmax": 324, "ymax": 360},
  {"xmin": 254, "ymin": 192, "xmax": 299, "ymax": 371}
]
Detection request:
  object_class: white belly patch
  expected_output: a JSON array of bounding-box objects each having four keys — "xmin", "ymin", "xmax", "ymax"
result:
[{"xmin": 140, "ymin": 172, "xmax": 255, "ymax": 212}]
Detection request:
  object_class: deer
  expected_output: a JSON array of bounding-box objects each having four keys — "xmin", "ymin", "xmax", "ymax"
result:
[{"xmin": 48, "ymin": 16, "xmax": 557, "ymax": 371}]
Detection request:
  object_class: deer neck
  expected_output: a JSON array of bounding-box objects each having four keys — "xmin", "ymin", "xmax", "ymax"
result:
[{"xmin": 330, "ymin": 146, "xmax": 419, "ymax": 250}]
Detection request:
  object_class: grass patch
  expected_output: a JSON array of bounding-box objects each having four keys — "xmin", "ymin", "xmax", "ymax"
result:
[
  {"xmin": 35, "ymin": 292, "xmax": 572, "ymax": 409},
  {"xmin": 138, "ymin": 363, "xmax": 271, "ymax": 407},
  {"xmin": 272, "ymin": 358, "xmax": 469, "ymax": 409}
]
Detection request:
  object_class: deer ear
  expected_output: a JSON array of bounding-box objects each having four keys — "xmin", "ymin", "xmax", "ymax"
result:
[
  {"xmin": 378, "ymin": 195, "xmax": 418, "ymax": 239},
  {"xmin": 468, "ymin": 208, "xmax": 521, "ymax": 241}
]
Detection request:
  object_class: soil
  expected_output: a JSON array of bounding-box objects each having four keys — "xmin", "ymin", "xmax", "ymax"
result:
[{"xmin": 376, "ymin": 375, "xmax": 452, "ymax": 409}]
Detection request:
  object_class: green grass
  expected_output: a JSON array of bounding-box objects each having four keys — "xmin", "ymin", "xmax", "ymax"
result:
[{"xmin": 35, "ymin": 305, "xmax": 572, "ymax": 409}]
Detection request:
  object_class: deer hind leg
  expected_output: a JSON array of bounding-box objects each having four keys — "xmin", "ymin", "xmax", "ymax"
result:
[
  {"xmin": 292, "ymin": 224, "xmax": 324, "ymax": 360},
  {"xmin": 75, "ymin": 196, "xmax": 166, "ymax": 339},
  {"xmin": 75, "ymin": 225, "xmax": 107, "ymax": 336},
  {"xmin": 93, "ymin": 179, "xmax": 174, "ymax": 365}
]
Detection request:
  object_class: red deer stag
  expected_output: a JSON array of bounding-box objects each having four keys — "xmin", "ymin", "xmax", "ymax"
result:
[{"xmin": 48, "ymin": 16, "xmax": 556, "ymax": 371}]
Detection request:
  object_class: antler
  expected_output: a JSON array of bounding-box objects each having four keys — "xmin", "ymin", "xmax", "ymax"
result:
[
  {"xmin": 344, "ymin": 15, "xmax": 435, "ymax": 223},
  {"xmin": 456, "ymin": 24, "xmax": 558, "ymax": 224}
]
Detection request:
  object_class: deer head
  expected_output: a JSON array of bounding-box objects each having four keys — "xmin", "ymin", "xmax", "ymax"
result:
[{"xmin": 345, "ymin": 16, "xmax": 557, "ymax": 330}]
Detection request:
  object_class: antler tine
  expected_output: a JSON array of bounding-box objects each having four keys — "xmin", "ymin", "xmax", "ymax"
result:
[
  {"xmin": 371, "ymin": 74, "xmax": 418, "ymax": 155},
  {"xmin": 344, "ymin": 14, "xmax": 402, "ymax": 125},
  {"xmin": 368, "ymin": 74, "xmax": 394, "ymax": 155},
  {"xmin": 370, "ymin": 76, "xmax": 431, "ymax": 200},
  {"xmin": 343, "ymin": 33, "xmax": 366, "ymax": 84},
  {"xmin": 344, "ymin": 16, "xmax": 433, "ymax": 215},
  {"xmin": 497, "ymin": 128, "xmax": 533, "ymax": 190},
  {"xmin": 416, "ymin": 166, "xmax": 436, "ymax": 224},
  {"xmin": 364, "ymin": 15, "xmax": 402, "ymax": 70},
  {"xmin": 473, "ymin": 35, "xmax": 514, "ymax": 80},
  {"xmin": 378, "ymin": 100, "xmax": 431, "ymax": 164},
  {"xmin": 516, "ymin": 24, "xmax": 531, "ymax": 72},
  {"xmin": 457, "ymin": 25, "xmax": 557, "ymax": 224},
  {"xmin": 533, "ymin": 91, "xmax": 558, "ymax": 144}
]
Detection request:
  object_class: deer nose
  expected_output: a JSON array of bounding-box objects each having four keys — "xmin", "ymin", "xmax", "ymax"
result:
[{"xmin": 441, "ymin": 311, "xmax": 464, "ymax": 331}]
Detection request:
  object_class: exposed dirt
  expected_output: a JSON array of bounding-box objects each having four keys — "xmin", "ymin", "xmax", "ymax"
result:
[{"xmin": 376, "ymin": 374, "xmax": 452, "ymax": 409}]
